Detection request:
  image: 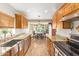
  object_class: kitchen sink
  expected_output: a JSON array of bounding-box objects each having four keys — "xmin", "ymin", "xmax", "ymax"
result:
[{"xmin": 0, "ymin": 40, "xmax": 21, "ymax": 47}]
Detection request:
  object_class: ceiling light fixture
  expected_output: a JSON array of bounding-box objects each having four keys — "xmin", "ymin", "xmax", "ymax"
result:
[{"xmin": 44, "ymin": 10, "xmax": 48, "ymax": 13}]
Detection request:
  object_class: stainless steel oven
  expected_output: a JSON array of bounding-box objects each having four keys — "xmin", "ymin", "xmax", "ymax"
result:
[{"xmin": 68, "ymin": 34, "xmax": 79, "ymax": 55}]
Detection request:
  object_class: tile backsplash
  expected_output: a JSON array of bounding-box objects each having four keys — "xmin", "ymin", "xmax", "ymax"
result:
[
  {"xmin": 0, "ymin": 28, "xmax": 14, "ymax": 39},
  {"xmin": 56, "ymin": 18, "xmax": 79, "ymax": 38},
  {"xmin": 0, "ymin": 28, "xmax": 29, "ymax": 39},
  {"xmin": 71, "ymin": 20, "xmax": 79, "ymax": 35},
  {"xmin": 56, "ymin": 29, "xmax": 71, "ymax": 38}
]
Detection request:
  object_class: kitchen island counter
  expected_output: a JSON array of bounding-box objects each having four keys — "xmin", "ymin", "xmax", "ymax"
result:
[{"xmin": 0, "ymin": 33, "xmax": 31, "ymax": 56}]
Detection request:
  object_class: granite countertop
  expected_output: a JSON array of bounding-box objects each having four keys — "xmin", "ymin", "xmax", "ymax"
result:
[
  {"xmin": 13, "ymin": 33, "xmax": 31, "ymax": 40},
  {"xmin": 0, "ymin": 33, "xmax": 31, "ymax": 56},
  {"xmin": 46, "ymin": 34, "xmax": 68, "ymax": 42},
  {"xmin": 54, "ymin": 41, "xmax": 78, "ymax": 56}
]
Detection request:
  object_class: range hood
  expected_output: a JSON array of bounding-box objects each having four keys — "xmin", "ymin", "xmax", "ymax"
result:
[{"xmin": 60, "ymin": 12, "xmax": 79, "ymax": 21}]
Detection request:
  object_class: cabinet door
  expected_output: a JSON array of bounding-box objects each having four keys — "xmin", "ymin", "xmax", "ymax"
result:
[
  {"xmin": 0, "ymin": 13, "xmax": 8, "ymax": 27},
  {"xmin": 15, "ymin": 14, "xmax": 22, "ymax": 28},
  {"xmin": 74, "ymin": 4, "xmax": 79, "ymax": 11},
  {"xmin": 47, "ymin": 39, "xmax": 54, "ymax": 56},
  {"xmin": 63, "ymin": 4, "xmax": 72, "ymax": 16},
  {"xmin": 0, "ymin": 12, "xmax": 14, "ymax": 28},
  {"xmin": 24, "ymin": 39, "xmax": 28, "ymax": 55},
  {"xmin": 11, "ymin": 44, "xmax": 19, "ymax": 56},
  {"xmin": 21, "ymin": 16, "xmax": 28, "ymax": 28},
  {"xmin": 57, "ymin": 21, "xmax": 63, "ymax": 29},
  {"xmin": 22, "ymin": 38, "xmax": 29, "ymax": 55},
  {"xmin": 3, "ymin": 50, "xmax": 11, "ymax": 56},
  {"xmin": 15, "ymin": 14, "xmax": 28, "ymax": 28},
  {"xmin": 62, "ymin": 20, "xmax": 71, "ymax": 29},
  {"xmin": 52, "ymin": 20, "xmax": 57, "ymax": 29},
  {"xmin": 52, "ymin": 15, "xmax": 57, "ymax": 29},
  {"xmin": 8, "ymin": 17, "xmax": 14, "ymax": 28},
  {"xmin": 18, "ymin": 41, "xmax": 24, "ymax": 56}
]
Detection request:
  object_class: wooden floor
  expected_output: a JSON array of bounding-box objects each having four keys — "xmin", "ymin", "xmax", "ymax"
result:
[{"xmin": 26, "ymin": 37, "xmax": 50, "ymax": 56}]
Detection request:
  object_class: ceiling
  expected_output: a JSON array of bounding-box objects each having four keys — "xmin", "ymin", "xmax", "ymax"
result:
[{"xmin": 9, "ymin": 3, "xmax": 63, "ymax": 20}]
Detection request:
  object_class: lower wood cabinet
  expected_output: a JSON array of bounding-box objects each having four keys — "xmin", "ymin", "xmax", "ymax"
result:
[
  {"xmin": 2, "ymin": 35, "xmax": 31, "ymax": 56},
  {"xmin": 47, "ymin": 38, "xmax": 54, "ymax": 56},
  {"xmin": 18, "ymin": 35, "xmax": 31, "ymax": 56},
  {"xmin": 18, "ymin": 40, "xmax": 24, "ymax": 56},
  {"xmin": 18, "ymin": 39, "xmax": 30, "ymax": 56},
  {"xmin": 23, "ymin": 39, "xmax": 28, "ymax": 55},
  {"xmin": 23, "ymin": 36, "xmax": 31, "ymax": 55},
  {"xmin": 11, "ymin": 44, "xmax": 19, "ymax": 56},
  {"xmin": 3, "ymin": 50, "xmax": 11, "ymax": 56}
]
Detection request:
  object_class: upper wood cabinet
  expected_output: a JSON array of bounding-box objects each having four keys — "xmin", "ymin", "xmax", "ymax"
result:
[
  {"xmin": 15, "ymin": 14, "xmax": 28, "ymax": 29},
  {"xmin": 62, "ymin": 20, "xmax": 71, "ymax": 29},
  {"xmin": 52, "ymin": 15, "xmax": 57, "ymax": 29},
  {"xmin": 15, "ymin": 14, "xmax": 22, "ymax": 28},
  {"xmin": 52, "ymin": 12, "xmax": 63, "ymax": 29},
  {"xmin": 56, "ymin": 20, "xmax": 71, "ymax": 29},
  {"xmin": 52, "ymin": 3, "xmax": 79, "ymax": 29},
  {"xmin": 2, "ymin": 50, "xmax": 11, "ymax": 56},
  {"xmin": 21, "ymin": 16, "xmax": 28, "ymax": 28},
  {"xmin": 59, "ymin": 3, "xmax": 79, "ymax": 16},
  {"xmin": 0, "ymin": 12, "xmax": 14, "ymax": 28}
]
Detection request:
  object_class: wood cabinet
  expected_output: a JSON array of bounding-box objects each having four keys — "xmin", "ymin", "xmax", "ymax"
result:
[
  {"xmin": 11, "ymin": 44, "xmax": 19, "ymax": 56},
  {"xmin": 62, "ymin": 4, "xmax": 74, "ymax": 16},
  {"xmin": 22, "ymin": 16, "xmax": 28, "ymax": 28},
  {"xmin": 58, "ymin": 3, "xmax": 78, "ymax": 17},
  {"xmin": 3, "ymin": 50, "xmax": 11, "ymax": 56},
  {"xmin": 57, "ymin": 20, "xmax": 71, "ymax": 29},
  {"xmin": 18, "ymin": 35, "xmax": 31, "ymax": 56},
  {"xmin": 2, "ymin": 44, "xmax": 19, "ymax": 56},
  {"xmin": 47, "ymin": 38, "xmax": 54, "ymax": 56},
  {"xmin": 62, "ymin": 20, "xmax": 71, "ymax": 29},
  {"xmin": 56, "ymin": 21, "xmax": 62, "ymax": 29},
  {"xmin": 0, "ymin": 12, "xmax": 14, "ymax": 28},
  {"xmin": 2, "ymin": 35, "xmax": 31, "ymax": 56},
  {"xmin": 52, "ymin": 3, "xmax": 79, "ymax": 29},
  {"xmin": 52, "ymin": 17, "xmax": 57, "ymax": 29},
  {"xmin": 8, "ymin": 17, "xmax": 14, "ymax": 28},
  {"xmin": 15, "ymin": 14, "xmax": 22, "ymax": 28},
  {"xmin": 18, "ymin": 40, "xmax": 24, "ymax": 56},
  {"xmin": 23, "ymin": 36, "xmax": 31, "ymax": 55},
  {"xmin": 15, "ymin": 14, "xmax": 28, "ymax": 29}
]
